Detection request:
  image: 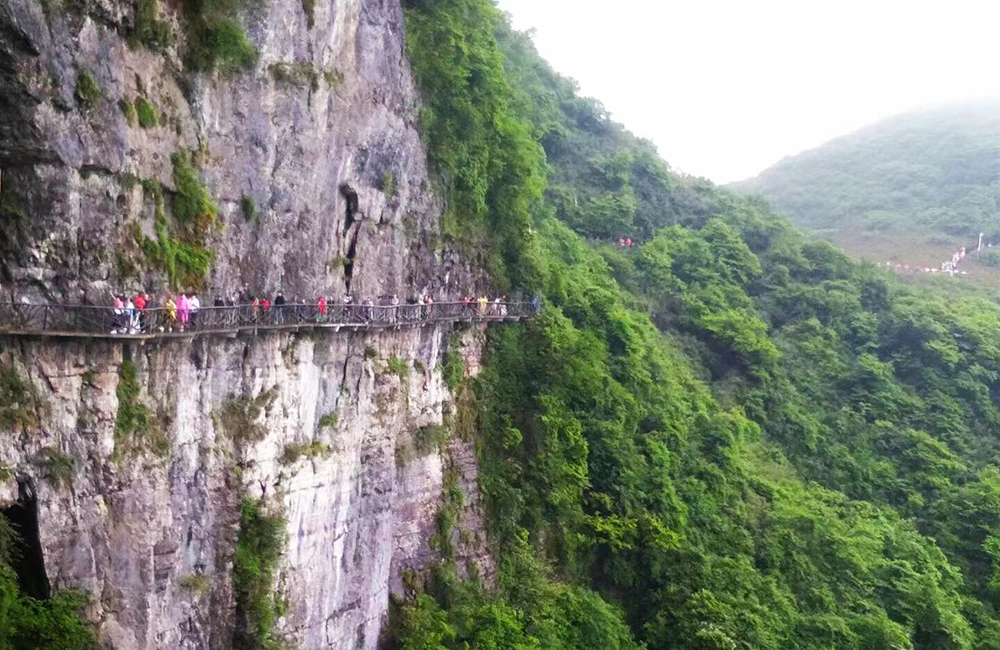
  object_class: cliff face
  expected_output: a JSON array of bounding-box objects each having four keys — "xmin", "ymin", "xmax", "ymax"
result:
[
  {"xmin": 0, "ymin": 0, "xmax": 477, "ymax": 302},
  {"xmin": 0, "ymin": 1, "xmax": 496, "ymax": 649},
  {"xmin": 0, "ymin": 326, "xmax": 493, "ymax": 650}
]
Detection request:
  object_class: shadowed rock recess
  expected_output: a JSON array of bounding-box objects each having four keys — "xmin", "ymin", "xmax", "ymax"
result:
[{"xmin": 0, "ymin": 0, "xmax": 493, "ymax": 648}]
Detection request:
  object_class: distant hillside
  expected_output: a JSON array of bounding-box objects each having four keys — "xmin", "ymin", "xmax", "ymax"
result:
[{"xmin": 732, "ymin": 100, "xmax": 1000, "ymax": 274}]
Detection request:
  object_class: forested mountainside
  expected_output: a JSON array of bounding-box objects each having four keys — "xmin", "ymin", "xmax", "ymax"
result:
[
  {"xmin": 390, "ymin": 1, "xmax": 1000, "ymax": 649},
  {"xmin": 3, "ymin": 1, "xmax": 1000, "ymax": 649},
  {"xmin": 731, "ymin": 100, "xmax": 1000, "ymax": 274}
]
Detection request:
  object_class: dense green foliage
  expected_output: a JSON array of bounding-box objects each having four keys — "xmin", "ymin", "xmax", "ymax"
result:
[
  {"xmin": 0, "ymin": 515, "xmax": 94, "ymax": 650},
  {"xmin": 134, "ymin": 97, "xmax": 158, "ymax": 128},
  {"xmin": 73, "ymin": 68, "xmax": 101, "ymax": 108},
  {"xmin": 183, "ymin": 0, "xmax": 259, "ymax": 73},
  {"xmin": 232, "ymin": 497, "xmax": 286, "ymax": 650},
  {"xmin": 733, "ymin": 100, "xmax": 1000, "ymax": 250},
  {"xmin": 399, "ymin": 2, "xmax": 1000, "ymax": 649},
  {"xmin": 403, "ymin": 0, "xmax": 545, "ymax": 290},
  {"xmin": 136, "ymin": 153, "xmax": 216, "ymax": 290}
]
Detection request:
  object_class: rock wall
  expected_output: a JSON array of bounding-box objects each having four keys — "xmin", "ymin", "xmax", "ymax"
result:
[
  {"xmin": 0, "ymin": 323, "xmax": 494, "ymax": 649},
  {"xmin": 0, "ymin": 0, "xmax": 482, "ymax": 303}
]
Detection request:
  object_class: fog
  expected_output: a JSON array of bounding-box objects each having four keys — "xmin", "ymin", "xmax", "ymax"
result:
[{"xmin": 496, "ymin": 0, "xmax": 1000, "ymax": 183}]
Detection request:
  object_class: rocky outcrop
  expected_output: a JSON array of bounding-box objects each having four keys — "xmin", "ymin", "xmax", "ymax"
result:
[
  {"xmin": 0, "ymin": 324, "xmax": 493, "ymax": 649},
  {"xmin": 0, "ymin": 1, "xmax": 501, "ymax": 648},
  {"xmin": 0, "ymin": 0, "xmax": 481, "ymax": 303}
]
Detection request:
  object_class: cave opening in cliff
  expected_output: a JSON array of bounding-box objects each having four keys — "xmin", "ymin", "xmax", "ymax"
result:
[{"xmin": 1, "ymin": 480, "xmax": 51, "ymax": 599}]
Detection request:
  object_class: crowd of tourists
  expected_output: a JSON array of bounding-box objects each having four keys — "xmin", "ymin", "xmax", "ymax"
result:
[{"xmin": 108, "ymin": 291, "xmax": 523, "ymax": 334}]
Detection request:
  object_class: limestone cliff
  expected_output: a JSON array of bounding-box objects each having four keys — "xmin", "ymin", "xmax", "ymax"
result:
[
  {"xmin": 0, "ymin": 326, "xmax": 493, "ymax": 649},
  {"xmin": 0, "ymin": 1, "xmax": 497, "ymax": 648}
]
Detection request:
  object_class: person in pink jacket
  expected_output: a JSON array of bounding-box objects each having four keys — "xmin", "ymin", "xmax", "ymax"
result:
[{"xmin": 177, "ymin": 293, "xmax": 190, "ymax": 331}]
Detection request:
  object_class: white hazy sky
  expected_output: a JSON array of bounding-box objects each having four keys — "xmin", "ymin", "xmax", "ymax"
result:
[{"xmin": 496, "ymin": 0, "xmax": 1000, "ymax": 184}]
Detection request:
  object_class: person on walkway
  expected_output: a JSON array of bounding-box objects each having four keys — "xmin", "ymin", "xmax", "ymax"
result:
[
  {"xmin": 251, "ymin": 296, "xmax": 260, "ymax": 323},
  {"xmin": 110, "ymin": 294, "xmax": 125, "ymax": 334},
  {"xmin": 164, "ymin": 295, "xmax": 177, "ymax": 332},
  {"xmin": 274, "ymin": 291, "xmax": 286, "ymax": 324},
  {"xmin": 177, "ymin": 294, "xmax": 189, "ymax": 332},
  {"xmin": 214, "ymin": 296, "xmax": 225, "ymax": 307},
  {"xmin": 135, "ymin": 292, "xmax": 148, "ymax": 332},
  {"xmin": 626, "ymin": 237, "xmax": 632, "ymax": 247},
  {"xmin": 477, "ymin": 295, "xmax": 487, "ymax": 316},
  {"xmin": 188, "ymin": 293, "xmax": 201, "ymax": 329},
  {"xmin": 316, "ymin": 295, "xmax": 327, "ymax": 322},
  {"xmin": 499, "ymin": 296, "xmax": 508, "ymax": 317}
]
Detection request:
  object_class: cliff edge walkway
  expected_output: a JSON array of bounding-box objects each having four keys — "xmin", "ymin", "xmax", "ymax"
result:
[{"xmin": 0, "ymin": 301, "xmax": 538, "ymax": 341}]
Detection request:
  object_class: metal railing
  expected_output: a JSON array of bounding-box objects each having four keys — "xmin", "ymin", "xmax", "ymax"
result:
[{"xmin": 0, "ymin": 301, "xmax": 539, "ymax": 338}]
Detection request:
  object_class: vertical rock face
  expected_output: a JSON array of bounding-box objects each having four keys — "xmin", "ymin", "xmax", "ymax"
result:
[
  {"xmin": 0, "ymin": 0, "xmax": 480, "ymax": 302},
  {"xmin": 0, "ymin": 1, "xmax": 500, "ymax": 648},
  {"xmin": 0, "ymin": 325, "xmax": 494, "ymax": 650}
]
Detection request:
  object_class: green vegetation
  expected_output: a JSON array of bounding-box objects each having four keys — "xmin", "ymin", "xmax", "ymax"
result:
[
  {"xmin": 381, "ymin": 171, "xmax": 397, "ymax": 200},
  {"xmin": 134, "ymin": 97, "xmax": 158, "ymax": 128},
  {"xmin": 178, "ymin": 573, "xmax": 210, "ymax": 595},
  {"xmin": 0, "ymin": 365, "xmax": 38, "ymax": 431},
  {"xmin": 733, "ymin": 99, "xmax": 1000, "ymax": 273},
  {"xmin": 364, "ymin": 346, "xmax": 378, "ymax": 361},
  {"xmin": 73, "ymin": 68, "xmax": 101, "ymax": 108},
  {"xmin": 216, "ymin": 389, "xmax": 277, "ymax": 444},
  {"xmin": 279, "ymin": 440, "xmax": 328, "ymax": 465},
  {"xmin": 0, "ymin": 514, "xmax": 94, "ymax": 649},
  {"xmin": 241, "ymin": 194, "xmax": 258, "ymax": 223},
  {"xmin": 394, "ymin": 2, "xmax": 1000, "ymax": 649},
  {"xmin": 387, "ymin": 356, "xmax": 409, "ymax": 380},
  {"xmin": 404, "ymin": 0, "xmax": 544, "ymax": 291},
  {"xmin": 317, "ymin": 412, "xmax": 338, "ymax": 429},
  {"xmin": 113, "ymin": 360, "xmax": 168, "ymax": 460},
  {"xmin": 131, "ymin": 0, "xmax": 171, "ymax": 50},
  {"xmin": 269, "ymin": 61, "xmax": 319, "ymax": 90},
  {"xmin": 232, "ymin": 497, "xmax": 287, "ymax": 650},
  {"xmin": 34, "ymin": 447, "xmax": 75, "ymax": 489},
  {"xmin": 135, "ymin": 153, "xmax": 217, "ymax": 290},
  {"xmin": 184, "ymin": 0, "xmax": 259, "ymax": 74},
  {"xmin": 119, "ymin": 98, "xmax": 137, "ymax": 126},
  {"xmin": 441, "ymin": 345, "xmax": 464, "ymax": 393}
]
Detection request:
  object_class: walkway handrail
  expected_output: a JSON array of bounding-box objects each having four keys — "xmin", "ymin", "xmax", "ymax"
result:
[{"xmin": 0, "ymin": 301, "xmax": 540, "ymax": 338}]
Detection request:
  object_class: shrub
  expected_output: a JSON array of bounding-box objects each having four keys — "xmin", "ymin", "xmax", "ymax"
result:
[
  {"xmin": 113, "ymin": 360, "xmax": 168, "ymax": 460},
  {"xmin": 387, "ymin": 356, "xmax": 409, "ymax": 380},
  {"xmin": 980, "ymin": 249, "xmax": 1000, "ymax": 268},
  {"xmin": 179, "ymin": 573, "xmax": 210, "ymax": 595},
  {"xmin": 240, "ymin": 194, "xmax": 258, "ymax": 223},
  {"xmin": 442, "ymin": 346, "xmax": 464, "ymax": 393},
  {"xmin": 364, "ymin": 346, "xmax": 379, "ymax": 360},
  {"xmin": 131, "ymin": 0, "xmax": 172, "ymax": 49},
  {"xmin": 381, "ymin": 170, "xmax": 397, "ymax": 199},
  {"xmin": 233, "ymin": 497, "xmax": 287, "ymax": 650},
  {"xmin": 171, "ymin": 150, "xmax": 218, "ymax": 232},
  {"xmin": 216, "ymin": 389, "xmax": 277, "ymax": 444},
  {"xmin": 119, "ymin": 98, "xmax": 137, "ymax": 126},
  {"xmin": 35, "ymin": 447, "xmax": 75, "ymax": 489},
  {"xmin": 0, "ymin": 365, "xmax": 39, "ymax": 431},
  {"xmin": 187, "ymin": 16, "xmax": 258, "ymax": 74},
  {"xmin": 318, "ymin": 412, "xmax": 338, "ymax": 429},
  {"xmin": 135, "ymin": 97, "xmax": 158, "ymax": 128},
  {"xmin": 279, "ymin": 440, "xmax": 328, "ymax": 465},
  {"xmin": 74, "ymin": 68, "xmax": 101, "ymax": 108},
  {"xmin": 269, "ymin": 61, "xmax": 319, "ymax": 90}
]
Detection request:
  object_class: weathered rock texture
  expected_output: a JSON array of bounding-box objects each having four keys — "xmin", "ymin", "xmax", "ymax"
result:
[
  {"xmin": 0, "ymin": 324, "xmax": 493, "ymax": 649},
  {"xmin": 0, "ymin": 1, "xmax": 500, "ymax": 648},
  {"xmin": 0, "ymin": 0, "xmax": 481, "ymax": 303}
]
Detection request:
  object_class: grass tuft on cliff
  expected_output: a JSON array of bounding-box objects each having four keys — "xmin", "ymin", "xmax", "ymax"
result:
[
  {"xmin": 184, "ymin": 0, "xmax": 259, "ymax": 74},
  {"xmin": 233, "ymin": 497, "xmax": 287, "ymax": 650}
]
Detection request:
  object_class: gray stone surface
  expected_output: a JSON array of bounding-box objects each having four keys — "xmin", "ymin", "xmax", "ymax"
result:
[
  {"xmin": 0, "ymin": 1, "xmax": 499, "ymax": 648},
  {"xmin": 0, "ymin": 325, "xmax": 493, "ymax": 649},
  {"xmin": 0, "ymin": 0, "xmax": 484, "ymax": 303}
]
